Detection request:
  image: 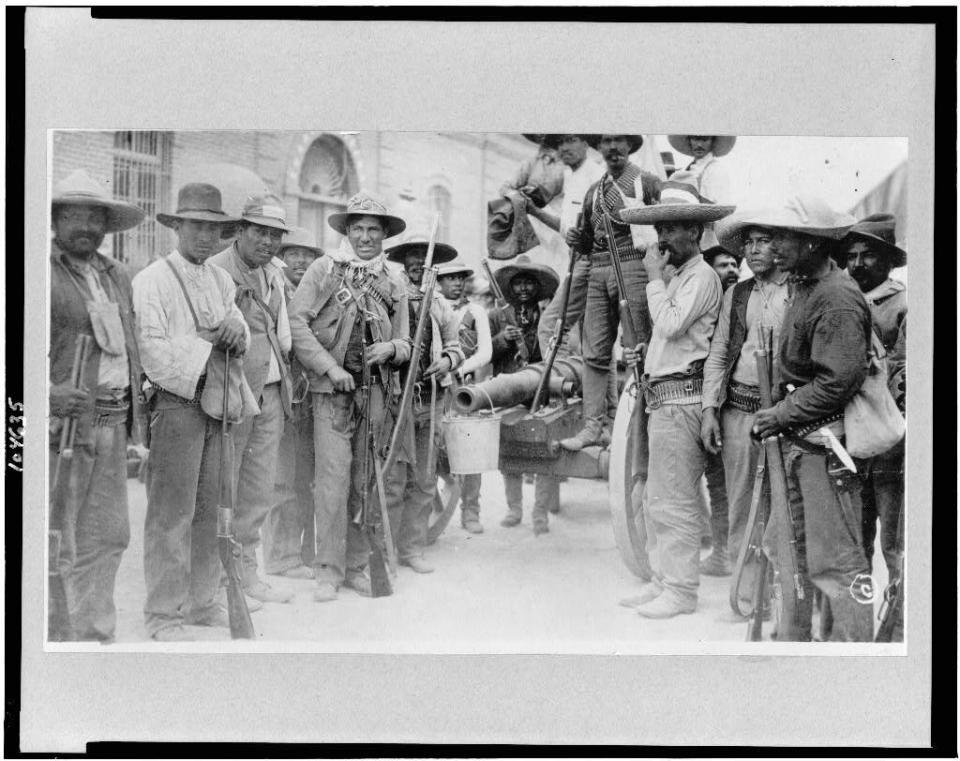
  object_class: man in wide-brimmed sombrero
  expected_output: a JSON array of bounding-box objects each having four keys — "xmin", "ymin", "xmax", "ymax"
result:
[
  {"xmin": 668, "ymin": 135, "xmax": 737, "ymax": 249},
  {"xmin": 747, "ymin": 194, "xmax": 876, "ymax": 642},
  {"xmin": 133, "ymin": 182, "xmax": 252, "ymax": 640},
  {"xmin": 558, "ymin": 134, "xmax": 662, "ymax": 453},
  {"xmin": 381, "ymin": 236, "xmax": 465, "ymax": 572},
  {"xmin": 209, "ymin": 196, "xmax": 296, "ymax": 605},
  {"xmin": 288, "ymin": 192, "xmax": 414, "ymax": 601},
  {"xmin": 488, "ymin": 255, "xmax": 561, "ymax": 534},
  {"xmin": 842, "ymin": 212, "xmax": 907, "ymax": 642},
  {"xmin": 615, "ymin": 178, "xmax": 733, "ymax": 619},
  {"xmin": 49, "ymin": 170, "xmax": 147, "ymax": 642}
]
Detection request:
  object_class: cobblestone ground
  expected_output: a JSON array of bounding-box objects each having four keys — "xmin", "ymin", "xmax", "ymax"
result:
[{"xmin": 110, "ymin": 472, "xmax": 888, "ymax": 649}]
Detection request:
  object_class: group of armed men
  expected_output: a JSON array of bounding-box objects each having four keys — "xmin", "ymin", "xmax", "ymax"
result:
[{"xmin": 49, "ymin": 133, "xmax": 905, "ymax": 643}]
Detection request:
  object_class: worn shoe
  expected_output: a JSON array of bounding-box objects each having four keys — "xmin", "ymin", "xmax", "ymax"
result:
[
  {"xmin": 271, "ymin": 565, "xmax": 315, "ymax": 580},
  {"xmin": 245, "ymin": 581, "xmax": 294, "ymax": 604},
  {"xmin": 600, "ymin": 424, "xmax": 613, "ymax": 448},
  {"xmin": 401, "ymin": 556, "xmax": 435, "ymax": 574},
  {"xmin": 219, "ymin": 587, "xmax": 263, "ymax": 613},
  {"xmin": 558, "ymin": 420, "xmax": 603, "ymax": 452},
  {"xmin": 619, "ymin": 581, "xmax": 663, "ymax": 609},
  {"xmin": 462, "ymin": 518, "xmax": 484, "ymax": 534},
  {"xmin": 699, "ymin": 548, "xmax": 731, "ymax": 577},
  {"xmin": 152, "ymin": 625, "xmax": 197, "ymax": 642},
  {"xmin": 185, "ymin": 604, "xmax": 230, "ymax": 628},
  {"xmin": 343, "ymin": 571, "xmax": 372, "ymax": 597},
  {"xmin": 532, "ymin": 512, "xmax": 549, "ymax": 536},
  {"xmin": 500, "ymin": 509, "xmax": 522, "ymax": 528},
  {"xmin": 313, "ymin": 581, "xmax": 338, "ymax": 603},
  {"xmin": 635, "ymin": 592, "xmax": 696, "ymax": 619}
]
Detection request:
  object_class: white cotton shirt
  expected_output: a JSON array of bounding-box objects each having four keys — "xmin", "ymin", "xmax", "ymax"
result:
[{"xmin": 560, "ymin": 155, "xmax": 607, "ymax": 235}]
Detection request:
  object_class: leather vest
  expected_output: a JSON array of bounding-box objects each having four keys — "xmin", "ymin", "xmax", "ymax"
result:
[{"xmin": 718, "ymin": 278, "xmax": 755, "ymax": 406}]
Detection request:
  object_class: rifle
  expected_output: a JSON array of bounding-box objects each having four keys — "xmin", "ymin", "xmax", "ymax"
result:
[
  {"xmin": 600, "ymin": 212, "xmax": 644, "ymax": 389},
  {"xmin": 356, "ymin": 312, "xmax": 394, "ymax": 597},
  {"xmin": 216, "ymin": 348, "xmax": 255, "ymax": 639},
  {"xmin": 875, "ymin": 495, "xmax": 904, "ymax": 642},
  {"xmin": 49, "ymin": 332, "xmax": 94, "ymax": 641},
  {"xmin": 755, "ymin": 326, "xmax": 806, "ymax": 640},
  {"xmin": 530, "ymin": 214, "xmax": 581, "ymax": 414},
  {"xmin": 481, "ymin": 258, "xmax": 529, "ymax": 366},
  {"xmin": 728, "ymin": 445, "xmax": 770, "ymax": 640}
]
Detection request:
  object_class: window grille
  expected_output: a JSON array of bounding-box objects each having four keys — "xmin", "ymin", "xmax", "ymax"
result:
[{"xmin": 112, "ymin": 131, "xmax": 173, "ymax": 269}]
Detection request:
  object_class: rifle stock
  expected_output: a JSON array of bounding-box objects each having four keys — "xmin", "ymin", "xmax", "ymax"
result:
[
  {"xmin": 216, "ymin": 348, "xmax": 255, "ymax": 639},
  {"xmin": 755, "ymin": 327, "xmax": 805, "ymax": 640},
  {"xmin": 48, "ymin": 332, "xmax": 94, "ymax": 641}
]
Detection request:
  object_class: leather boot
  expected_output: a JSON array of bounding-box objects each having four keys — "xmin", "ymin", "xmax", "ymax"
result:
[
  {"xmin": 500, "ymin": 507, "xmax": 522, "ymax": 527},
  {"xmin": 559, "ymin": 363, "xmax": 606, "ymax": 451},
  {"xmin": 699, "ymin": 547, "xmax": 731, "ymax": 576},
  {"xmin": 461, "ymin": 507, "xmax": 483, "ymax": 534}
]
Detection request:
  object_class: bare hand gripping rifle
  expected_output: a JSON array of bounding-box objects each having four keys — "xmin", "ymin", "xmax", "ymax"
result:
[
  {"xmin": 216, "ymin": 348, "xmax": 256, "ymax": 639},
  {"xmin": 755, "ymin": 326, "xmax": 805, "ymax": 640},
  {"xmin": 49, "ymin": 332, "xmax": 94, "ymax": 641},
  {"xmin": 482, "ymin": 258, "xmax": 529, "ymax": 366}
]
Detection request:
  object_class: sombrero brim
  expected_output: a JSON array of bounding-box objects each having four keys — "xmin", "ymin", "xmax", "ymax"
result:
[
  {"xmin": 714, "ymin": 212, "xmax": 779, "ymax": 255},
  {"xmin": 618, "ymin": 204, "xmax": 735, "ymax": 226},
  {"xmin": 522, "ymin": 133, "xmax": 562, "ymax": 148},
  {"xmin": 328, "ymin": 211, "xmax": 406, "ymax": 239},
  {"xmin": 157, "ymin": 210, "xmax": 241, "ymax": 229},
  {"xmin": 724, "ymin": 207, "xmax": 855, "ymax": 241},
  {"xmin": 668, "ymin": 135, "xmax": 737, "ymax": 158},
  {"xmin": 53, "ymin": 197, "xmax": 146, "ymax": 234},
  {"xmin": 842, "ymin": 230, "xmax": 907, "ymax": 268},
  {"xmin": 240, "ymin": 214, "xmax": 291, "ymax": 232},
  {"xmin": 384, "ymin": 241, "xmax": 458, "ymax": 265},
  {"xmin": 278, "ymin": 242, "xmax": 324, "ymax": 258},
  {"xmin": 583, "ymin": 135, "xmax": 644, "ymax": 154},
  {"xmin": 438, "ymin": 267, "xmax": 475, "ymax": 279},
  {"xmin": 494, "ymin": 263, "xmax": 560, "ymax": 302}
]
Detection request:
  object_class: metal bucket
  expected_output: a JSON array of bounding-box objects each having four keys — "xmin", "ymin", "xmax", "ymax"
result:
[{"xmin": 441, "ymin": 410, "xmax": 501, "ymax": 474}]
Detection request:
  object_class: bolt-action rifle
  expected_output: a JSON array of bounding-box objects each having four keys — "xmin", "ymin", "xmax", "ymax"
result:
[
  {"xmin": 49, "ymin": 332, "xmax": 94, "ymax": 641},
  {"xmin": 729, "ymin": 444, "xmax": 770, "ymax": 640},
  {"xmin": 875, "ymin": 496, "xmax": 904, "ymax": 643},
  {"xmin": 601, "ymin": 212, "xmax": 644, "ymax": 389},
  {"xmin": 755, "ymin": 326, "xmax": 805, "ymax": 640},
  {"xmin": 216, "ymin": 348, "xmax": 255, "ymax": 639},
  {"xmin": 481, "ymin": 258, "xmax": 529, "ymax": 367}
]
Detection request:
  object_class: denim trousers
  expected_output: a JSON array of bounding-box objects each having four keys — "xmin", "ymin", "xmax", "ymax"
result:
[
  {"xmin": 262, "ymin": 402, "xmax": 316, "ymax": 574},
  {"xmin": 311, "ymin": 387, "xmax": 389, "ymax": 585},
  {"xmin": 581, "ymin": 259, "xmax": 651, "ymax": 372},
  {"xmin": 143, "ymin": 396, "xmax": 223, "ymax": 637},
  {"xmin": 643, "ymin": 402, "xmax": 706, "ymax": 604},
  {"xmin": 537, "ymin": 256, "xmax": 591, "ymax": 358},
  {"xmin": 231, "ymin": 383, "xmax": 284, "ymax": 584},
  {"xmin": 386, "ymin": 407, "xmax": 440, "ymax": 561},
  {"xmin": 50, "ymin": 415, "xmax": 129, "ymax": 641},
  {"xmin": 503, "ymin": 473, "xmax": 557, "ymax": 517}
]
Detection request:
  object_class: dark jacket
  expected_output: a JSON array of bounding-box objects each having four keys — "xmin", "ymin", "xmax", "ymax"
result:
[
  {"xmin": 489, "ymin": 302, "xmax": 542, "ymax": 375},
  {"xmin": 773, "ymin": 261, "xmax": 871, "ymax": 427},
  {"xmin": 49, "ymin": 241, "xmax": 147, "ymax": 443}
]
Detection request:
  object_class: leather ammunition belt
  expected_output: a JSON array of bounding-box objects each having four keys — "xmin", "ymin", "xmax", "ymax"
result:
[
  {"xmin": 725, "ymin": 382, "xmax": 761, "ymax": 414},
  {"xmin": 644, "ymin": 376, "xmax": 703, "ymax": 409},
  {"xmin": 789, "ymin": 410, "xmax": 844, "ymax": 440},
  {"xmin": 589, "ymin": 249, "xmax": 643, "ymax": 266},
  {"xmin": 94, "ymin": 392, "xmax": 130, "ymax": 427}
]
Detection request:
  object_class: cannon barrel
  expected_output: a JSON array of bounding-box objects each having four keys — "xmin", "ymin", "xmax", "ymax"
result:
[{"xmin": 454, "ymin": 357, "xmax": 584, "ymax": 413}]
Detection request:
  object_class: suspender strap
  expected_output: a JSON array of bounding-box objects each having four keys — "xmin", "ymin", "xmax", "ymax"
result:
[{"xmin": 164, "ymin": 256, "xmax": 202, "ymax": 332}]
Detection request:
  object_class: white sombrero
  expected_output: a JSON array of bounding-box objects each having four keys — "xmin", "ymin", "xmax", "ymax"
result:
[
  {"xmin": 668, "ymin": 135, "xmax": 737, "ymax": 158},
  {"xmin": 716, "ymin": 195, "xmax": 856, "ymax": 243},
  {"xmin": 52, "ymin": 170, "xmax": 146, "ymax": 233},
  {"xmin": 618, "ymin": 177, "xmax": 735, "ymax": 226}
]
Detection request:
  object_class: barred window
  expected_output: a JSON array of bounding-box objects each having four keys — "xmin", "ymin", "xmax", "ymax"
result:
[
  {"xmin": 426, "ymin": 185, "xmax": 452, "ymax": 243},
  {"xmin": 112, "ymin": 131, "xmax": 173, "ymax": 269}
]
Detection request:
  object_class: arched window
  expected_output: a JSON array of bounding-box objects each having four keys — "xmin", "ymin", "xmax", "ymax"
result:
[
  {"xmin": 426, "ymin": 185, "xmax": 452, "ymax": 243},
  {"xmin": 297, "ymin": 135, "xmax": 359, "ymax": 251}
]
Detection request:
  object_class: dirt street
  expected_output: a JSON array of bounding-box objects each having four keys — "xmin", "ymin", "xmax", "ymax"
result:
[{"xmin": 110, "ymin": 472, "xmax": 888, "ymax": 650}]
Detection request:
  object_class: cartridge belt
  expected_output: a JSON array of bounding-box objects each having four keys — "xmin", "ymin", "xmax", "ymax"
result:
[
  {"xmin": 644, "ymin": 376, "xmax": 703, "ymax": 409},
  {"xmin": 589, "ymin": 249, "xmax": 643, "ymax": 266},
  {"xmin": 725, "ymin": 382, "xmax": 761, "ymax": 414},
  {"xmin": 94, "ymin": 390, "xmax": 130, "ymax": 427}
]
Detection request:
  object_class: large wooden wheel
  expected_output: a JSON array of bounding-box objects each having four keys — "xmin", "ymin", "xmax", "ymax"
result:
[
  {"xmin": 608, "ymin": 374, "xmax": 654, "ymax": 579},
  {"xmin": 427, "ymin": 474, "xmax": 461, "ymax": 545}
]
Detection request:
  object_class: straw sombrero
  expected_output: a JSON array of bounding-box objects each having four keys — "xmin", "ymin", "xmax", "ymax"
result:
[
  {"xmin": 668, "ymin": 135, "xmax": 737, "ymax": 158},
  {"xmin": 384, "ymin": 236, "xmax": 458, "ymax": 265},
  {"xmin": 52, "ymin": 170, "xmax": 146, "ymax": 233},
  {"xmin": 714, "ymin": 209, "xmax": 780, "ymax": 256},
  {"xmin": 618, "ymin": 176, "xmax": 735, "ymax": 226},
  {"xmin": 239, "ymin": 194, "xmax": 291, "ymax": 232},
  {"xmin": 842, "ymin": 213, "xmax": 906, "ymax": 268},
  {"xmin": 327, "ymin": 191, "xmax": 406, "ymax": 239},
  {"xmin": 715, "ymin": 195, "xmax": 855, "ymax": 243},
  {"xmin": 277, "ymin": 226, "xmax": 324, "ymax": 258},
  {"xmin": 437, "ymin": 262, "xmax": 475, "ymax": 279},
  {"xmin": 493, "ymin": 254, "xmax": 559, "ymax": 303}
]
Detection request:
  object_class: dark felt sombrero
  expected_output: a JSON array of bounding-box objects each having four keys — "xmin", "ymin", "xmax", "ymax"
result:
[
  {"xmin": 384, "ymin": 236, "xmax": 458, "ymax": 265},
  {"xmin": 618, "ymin": 176, "xmax": 735, "ymax": 226},
  {"xmin": 668, "ymin": 135, "xmax": 737, "ymax": 158},
  {"xmin": 327, "ymin": 191, "xmax": 406, "ymax": 239},
  {"xmin": 493, "ymin": 254, "xmax": 559, "ymax": 303},
  {"xmin": 52, "ymin": 170, "xmax": 146, "ymax": 233},
  {"xmin": 522, "ymin": 134, "xmax": 562, "ymax": 149},
  {"xmin": 157, "ymin": 183, "xmax": 240, "ymax": 228},
  {"xmin": 842, "ymin": 213, "xmax": 906, "ymax": 268},
  {"xmin": 583, "ymin": 134, "xmax": 644, "ymax": 154}
]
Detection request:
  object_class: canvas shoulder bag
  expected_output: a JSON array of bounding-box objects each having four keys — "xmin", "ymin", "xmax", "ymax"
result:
[{"xmin": 844, "ymin": 326, "xmax": 906, "ymax": 458}]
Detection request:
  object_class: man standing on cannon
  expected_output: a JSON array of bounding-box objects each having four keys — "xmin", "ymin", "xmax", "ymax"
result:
[
  {"xmin": 489, "ymin": 255, "xmax": 559, "ymax": 533},
  {"xmin": 49, "ymin": 170, "xmax": 147, "ymax": 642},
  {"xmin": 559, "ymin": 134, "xmax": 661, "ymax": 452},
  {"xmin": 288, "ymin": 193, "xmax": 412, "ymax": 602},
  {"xmin": 617, "ymin": 178, "xmax": 731, "ymax": 619},
  {"xmin": 383, "ymin": 236, "xmax": 464, "ymax": 574}
]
